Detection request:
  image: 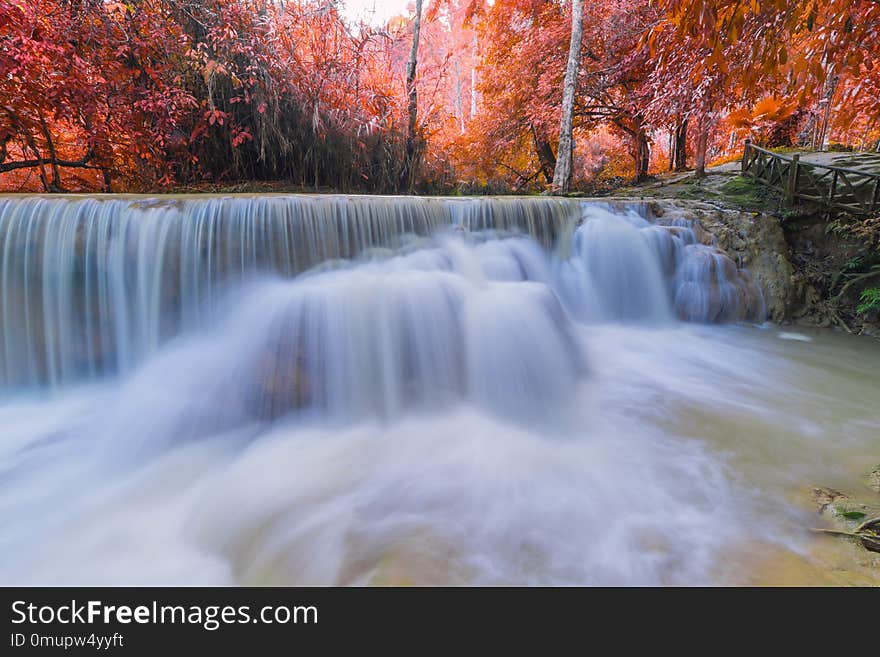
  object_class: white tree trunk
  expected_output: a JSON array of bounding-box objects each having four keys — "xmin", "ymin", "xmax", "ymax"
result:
[
  {"xmin": 552, "ymin": 0, "xmax": 584, "ymax": 193},
  {"xmin": 470, "ymin": 34, "xmax": 478, "ymax": 119},
  {"xmin": 454, "ymin": 59, "xmax": 465, "ymax": 134},
  {"xmin": 402, "ymin": 0, "xmax": 424, "ymax": 192}
]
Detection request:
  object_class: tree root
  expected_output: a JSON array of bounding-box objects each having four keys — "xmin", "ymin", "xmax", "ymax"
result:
[
  {"xmin": 829, "ymin": 308, "xmax": 854, "ymax": 334},
  {"xmin": 832, "ymin": 266, "xmax": 880, "ymax": 303}
]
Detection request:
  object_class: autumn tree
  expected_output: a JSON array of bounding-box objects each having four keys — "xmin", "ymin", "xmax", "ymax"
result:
[
  {"xmin": 647, "ymin": 0, "xmax": 880, "ymax": 173},
  {"xmin": 453, "ymin": 0, "xmax": 569, "ymax": 189},
  {"xmin": 0, "ymin": 0, "xmax": 426, "ymax": 192},
  {"xmin": 571, "ymin": 0, "xmax": 659, "ymax": 181},
  {"xmin": 0, "ymin": 0, "xmax": 196, "ymax": 190}
]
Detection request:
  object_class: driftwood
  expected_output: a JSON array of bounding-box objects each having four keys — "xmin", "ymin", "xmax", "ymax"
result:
[{"xmin": 811, "ymin": 516, "xmax": 880, "ymax": 553}]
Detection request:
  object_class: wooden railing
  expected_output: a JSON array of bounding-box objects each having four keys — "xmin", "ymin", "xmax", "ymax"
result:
[{"xmin": 741, "ymin": 140, "xmax": 880, "ymax": 215}]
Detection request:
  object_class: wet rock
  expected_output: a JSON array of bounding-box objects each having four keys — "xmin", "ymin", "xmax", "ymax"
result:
[
  {"xmin": 646, "ymin": 200, "xmax": 803, "ymax": 322},
  {"xmin": 810, "ymin": 486, "xmax": 850, "ymax": 515},
  {"xmin": 867, "ymin": 466, "xmax": 880, "ymax": 495}
]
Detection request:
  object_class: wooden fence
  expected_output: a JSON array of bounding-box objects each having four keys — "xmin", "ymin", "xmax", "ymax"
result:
[{"xmin": 741, "ymin": 140, "xmax": 880, "ymax": 214}]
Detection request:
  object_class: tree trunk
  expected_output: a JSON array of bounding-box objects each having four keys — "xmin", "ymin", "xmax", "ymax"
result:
[
  {"xmin": 694, "ymin": 116, "xmax": 711, "ymax": 177},
  {"xmin": 454, "ymin": 59, "xmax": 465, "ymax": 134},
  {"xmin": 470, "ymin": 34, "xmax": 478, "ymax": 119},
  {"xmin": 634, "ymin": 125, "xmax": 650, "ymax": 182},
  {"xmin": 401, "ymin": 0, "xmax": 424, "ymax": 193},
  {"xmin": 551, "ymin": 0, "xmax": 584, "ymax": 194},
  {"xmin": 38, "ymin": 114, "xmax": 63, "ymax": 191},
  {"xmin": 673, "ymin": 118, "xmax": 688, "ymax": 171},
  {"xmin": 815, "ymin": 74, "xmax": 838, "ymax": 151},
  {"xmin": 531, "ymin": 123, "xmax": 556, "ymax": 184}
]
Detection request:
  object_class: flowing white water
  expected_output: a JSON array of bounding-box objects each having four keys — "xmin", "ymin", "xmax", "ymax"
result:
[
  {"xmin": 0, "ymin": 195, "xmax": 876, "ymax": 585},
  {"xmin": 0, "ymin": 195, "xmax": 575, "ymax": 388}
]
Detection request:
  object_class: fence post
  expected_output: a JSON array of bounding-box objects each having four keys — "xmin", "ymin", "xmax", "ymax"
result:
[
  {"xmin": 741, "ymin": 139, "xmax": 751, "ymax": 175},
  {"xmin": 785, "ymin": 153, "xmax": 799, "ymax": 206}
]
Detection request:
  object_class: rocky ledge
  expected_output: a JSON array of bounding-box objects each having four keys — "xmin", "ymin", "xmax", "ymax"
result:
[{"xmin": 644, "ymin": 199, "xmax": 808, "ymax": 324}]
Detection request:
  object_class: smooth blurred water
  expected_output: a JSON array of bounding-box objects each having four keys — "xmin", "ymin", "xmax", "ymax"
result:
[{"xmin": 0, "ymin": 196, "xmax": 875, "ymax": 585}]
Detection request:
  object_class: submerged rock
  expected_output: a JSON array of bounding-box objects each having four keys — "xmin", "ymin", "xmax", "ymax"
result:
[
  {"xmin": 867, "ymin": 465, "xmax": 880, "ymax": 494},
  {"xmin": 808, "ymin": 483, "xmax": 880, "ymax": 555},
  {"xmin": 809, "ymin": 486, "xmax": 850, "ymax": 515}
]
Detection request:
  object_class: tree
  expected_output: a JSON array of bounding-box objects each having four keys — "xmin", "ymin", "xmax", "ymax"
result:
[
  {"xmin": 0, "ymin": 0, "xmax": 196, "ymax": 190},
  {"xmin": 573, "ymin": 0, "xmax": 659, "ymax": 182},
  {"xmin": 448, "ymin": 0, "xmax": 569, "ymax": 190},
  {"xmin": 647, "ymin": 0, "xmax": 880, "ymax": 173},
  {"xmin": 0, "ymin": 0, "xmax": 424, "ymax": 192},
  {"xmin": 401, "ymin": 0, "xmax": 425, "ymax": 193},
  {"xmin": 552, "ymin": 0, "xmax": 584, "ymax": 193}
]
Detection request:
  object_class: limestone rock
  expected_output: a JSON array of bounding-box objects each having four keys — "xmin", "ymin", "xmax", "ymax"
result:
[{"xmin": 646, "ymin": 200, "xmax": 802, "ymax": 322}]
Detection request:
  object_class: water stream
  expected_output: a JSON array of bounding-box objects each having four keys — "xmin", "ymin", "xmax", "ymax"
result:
[{"xmin": 0, "ymin": 194, "xmax": 876, "ymax": 585}]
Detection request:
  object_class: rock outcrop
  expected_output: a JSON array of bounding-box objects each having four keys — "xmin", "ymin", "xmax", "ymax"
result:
[{"xmin": 646, "ymin": 200, "xmax": 806, "ymax": 323}]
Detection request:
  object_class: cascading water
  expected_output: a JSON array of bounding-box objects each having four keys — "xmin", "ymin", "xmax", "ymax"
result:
[
  {"xmin": 0, "ymin": 195, "xmax": 573, "ymax": 388},
  {"xmin": 0, "ymin": 195, "xmax": 877, "ymax": 585}
]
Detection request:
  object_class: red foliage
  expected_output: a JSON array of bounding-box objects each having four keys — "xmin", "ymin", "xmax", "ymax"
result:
[{"xmin": 2, "ymin": 0, "xmax": 878, "ymax": 192}]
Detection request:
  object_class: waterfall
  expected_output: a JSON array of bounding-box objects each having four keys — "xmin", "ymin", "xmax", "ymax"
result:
[
  {"xmin": 0, "ymin": 195, "xmax": 763, "ymax": 391},
  {"xmin": 87, "ymin": 239, "xmax": 590, "ymax": 464},
  {"xmin": 10, "ymin": 194, "xmax": 879, "ymax": 588}
]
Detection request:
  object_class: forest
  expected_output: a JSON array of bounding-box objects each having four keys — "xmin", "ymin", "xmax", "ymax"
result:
[{"xmin": 1, "ymin": 0, "xmax": 878, "ymax": 194}]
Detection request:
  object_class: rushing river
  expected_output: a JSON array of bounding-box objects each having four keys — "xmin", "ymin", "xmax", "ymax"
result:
[{"xmin": 0, "ymin": 195, "xmax": 877, "ymax": 585}]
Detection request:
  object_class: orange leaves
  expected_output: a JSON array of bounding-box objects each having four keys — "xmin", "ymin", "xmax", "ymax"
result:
[
  {"xmin": 726, "ymin": 107, "xmax": 752, "ymax": 128},
  {"xmin": 104, "ymin": 2, "xmax": 130, "ymax": 17},
  {"xmin": 205, "ymin": 110, "xmax": 226, "ymax": 127},
  {"xmin": 231, "ymin": 129, "xmax": 252, "ymax": 148},
  {"xmin": 752, "ymin": 95, "xmax": 795, "ymax": 121},
  {"xmin": 729, "ymin": 96, "xmax": 797, "ymax": 129}
]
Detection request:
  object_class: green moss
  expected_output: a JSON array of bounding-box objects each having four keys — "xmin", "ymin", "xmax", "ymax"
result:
[
  {"xmin": 672, "ymin": 185, "xmax": 700, "ymax": 200},
  {"xmin": 717, "ymin": 175, "xmax": 775, "ymax": 209},
  {"xmin": 720, "ymin": 175, "xmax": 759, "ymax": 196}
]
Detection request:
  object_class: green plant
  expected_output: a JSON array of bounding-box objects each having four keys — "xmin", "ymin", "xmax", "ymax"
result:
[
  {"xmin": 844, "ymin": 256, "xmax": 864, "ymax": 271},
  {"xmin": 857, "ymin": 287, "xmax": 880, "ymax": 316},
  {"xmin": 834, "ymin": 506, "xmax": 868, "ymax": 520}
]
